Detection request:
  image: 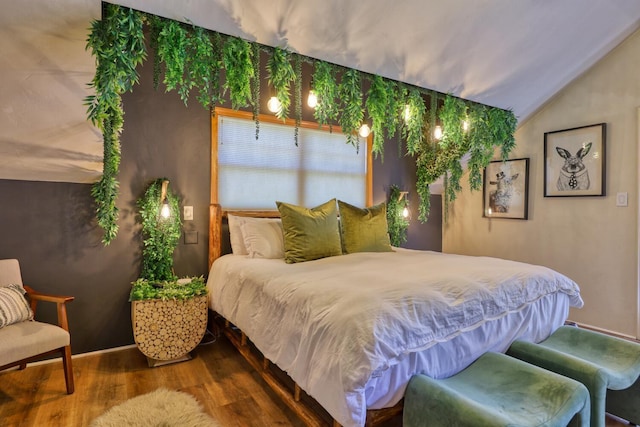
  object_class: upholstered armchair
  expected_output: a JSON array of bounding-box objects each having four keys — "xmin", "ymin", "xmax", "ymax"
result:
[{"xmin": 0, "ymin": 259, "xmax": 75, "ymax": 394}]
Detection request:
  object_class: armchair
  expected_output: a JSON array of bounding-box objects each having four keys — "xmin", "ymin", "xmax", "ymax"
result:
[{"xmin": 0, "ymin": 259, "xmax": 75, "ymax": 394}]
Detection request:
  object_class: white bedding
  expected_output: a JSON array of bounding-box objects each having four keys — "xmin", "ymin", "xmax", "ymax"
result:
[{"xmin": 207, "ymin": 249, "xmax": 583, "ymax": 427}]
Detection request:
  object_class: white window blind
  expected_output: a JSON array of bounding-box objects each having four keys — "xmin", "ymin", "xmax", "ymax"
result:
[{"xmin": 217, "ymin": 115, "xmax": 368, "ymax": 209}]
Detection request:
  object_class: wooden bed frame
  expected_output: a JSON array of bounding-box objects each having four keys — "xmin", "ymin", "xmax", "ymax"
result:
[{"xmin": 207, "ymin": 204, "xmax": 402, "ymax": 427}]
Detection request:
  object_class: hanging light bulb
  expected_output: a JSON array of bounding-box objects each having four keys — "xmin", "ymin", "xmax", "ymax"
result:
[
  {"xmin": 160, "ymin": 199, "xmax": 171, "ymax": 218},
  {"xmin": 403, "ymin": 104, "xmax": 411, "ymax": 122},
  {"xmin": 267, "ymin": 96, "xmax": 281, "ymax": 114},
  {"xmin": 307, "ymin": 90, "xmax": 318, "ymax": 108},
  {"xmin": 358, "ymin": 123, "xmax": 371, "ymax": 138},
  {"xmin": 462, "ymin": 120, "xmax": 470, "ymax": 132},
  {"xmin": 402, "ymin": 206, "xmax": 409, "ymax": 218},
  {"xmin": 433, "ymin": 125, "xmax": 443, "ymax": 140}
]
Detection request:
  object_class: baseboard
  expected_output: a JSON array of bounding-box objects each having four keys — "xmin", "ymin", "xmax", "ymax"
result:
[
  {"xmin": 570, "ymin": 320, "xmax": 640, "ymax": 343},
  {"xmin": 17, "ymin": 344, "xmax": 139, "ymax": 368}
]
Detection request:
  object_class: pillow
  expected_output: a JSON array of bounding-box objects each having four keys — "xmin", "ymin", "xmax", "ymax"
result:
[
  {"xmin": 276, "ymin": 199, "xmax": 342, "ymax": 264},
  {"xmin": 227, "ymin": 214, "xmax": 249, "ymax": 255},
  {"xmin": 242, "ymin": 219, "xmax": 285, "ymax": 259},
  {"xmin": 0, "ymin": 284, "xmax": 34, "ymax": 328},
  {"xmin": 338, "ymin": 200, "xmax": 393, "ymax": 253}
]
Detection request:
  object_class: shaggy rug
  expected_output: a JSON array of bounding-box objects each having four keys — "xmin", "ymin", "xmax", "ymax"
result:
[{"xmin": 90, "ymin": 388, "xmax": 220, "ymax": 427}]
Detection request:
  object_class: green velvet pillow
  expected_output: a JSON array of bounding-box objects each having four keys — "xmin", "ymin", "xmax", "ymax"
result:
[
  {"xmin": 276, "ymin": 199, "xmax": 342, "ymax": 264},
  {"xmin": 338, "ymin": 200, "xmax": 393, "ymax": 254}
]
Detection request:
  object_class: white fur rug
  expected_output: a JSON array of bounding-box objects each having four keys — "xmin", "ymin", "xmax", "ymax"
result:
[{"xmin": 90, "ymin": 388, "xmax": 220, "ymax": 427}]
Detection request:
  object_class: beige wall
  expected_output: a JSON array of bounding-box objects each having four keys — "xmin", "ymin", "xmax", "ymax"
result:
[{"xmin": 443, "ymin": 28, "xmax": 640, "ymax": 338}]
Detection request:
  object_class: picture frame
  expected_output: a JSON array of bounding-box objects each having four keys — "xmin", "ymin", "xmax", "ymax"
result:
[
  {"xmin": 483, "ymin": 158, "xmax": 529, "ymax": 219},
  {"xmin": 544, "ymin": 123, "xmax": 606, "ymax": 197}
]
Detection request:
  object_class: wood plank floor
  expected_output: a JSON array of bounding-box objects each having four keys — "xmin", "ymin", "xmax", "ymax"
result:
[{"xmin": 0, "ymin": 333, "xmax": 631, "ymax": 427}]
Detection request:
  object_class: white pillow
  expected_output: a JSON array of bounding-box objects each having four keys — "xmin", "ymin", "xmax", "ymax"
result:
[
  {"xmin": 0, "ymin": 284, "xmax": 34, "ymax": 328},
  {"xmin": 241, "ymin": 219, "xmax": 284, "ymax": 259},
  {"xmin": 227, "ymin": 214, "xmax": 248, "ymax": 255}
]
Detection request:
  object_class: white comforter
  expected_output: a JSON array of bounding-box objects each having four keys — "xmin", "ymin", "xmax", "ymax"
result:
[{"xmin": 207, "ymin": 249, "xmax": 583, "ymax": 427}]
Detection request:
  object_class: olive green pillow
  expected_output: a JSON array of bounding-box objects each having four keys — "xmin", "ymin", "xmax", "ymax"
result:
[
  {"xmin": 276, "ymin": 199, "xmax": 342, "ymax": 264},
  {"xmin": 338, "ymin": 200, "xmax": 393, "ymax": 254}
]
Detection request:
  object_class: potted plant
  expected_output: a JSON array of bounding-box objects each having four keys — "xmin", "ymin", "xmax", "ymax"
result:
[{"xmin": 130, "ymin": 178, "xmax": 208, "ymax": 367}]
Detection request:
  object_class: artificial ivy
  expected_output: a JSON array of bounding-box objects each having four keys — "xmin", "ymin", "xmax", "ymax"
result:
[
  {"xmin": 386, "ymin": 185, "xmax": 410, "ymax": 247},
  {"xmin": 312, "ymin": 61, "xmax": 339, "ymax": 132},
  {"xmin": 338, "ymin": 69, "xmax": 364, "ymax": 147},
  {"xmin": 267, "ymin": 46, "xmax": 296, "ymax": 121},
  {"xmin": 223, "ymin": 36, "xmax": 254, "ymax": 109},
  {"xmin": 365, "ymin": 75, "xmax": 390, "ymax": 158},
  {"xmin": 129, "ymin": 276, "xmax": 207, "ymax": 301},
  {"xmin": 86, "ymin": 5, "xmax": 519, "ymax": 243},
  {"xmin": 85, "ymin": 4, "xmax": 146, "ymax": 244},
  {"xmin": 137, "ymin": 178, "xmax": 182, "ymax": 282}
]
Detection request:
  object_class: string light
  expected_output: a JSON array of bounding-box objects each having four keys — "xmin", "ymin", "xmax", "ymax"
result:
[
  {"xmin": 403, "ymin": 104, "xmax": 411, "ymax": 122},
  {"xmin": 462, "ymin": 120, "xmax": 470, "ymax": 132},
  {"xmin": 307, "ymin": 90, "xmax": 318, "ymax": 108},
  {"xmin": 267, "ymin": 96, "xmax": 281, "ymax": 113},
  {"xmin": 358, "ymin": 123, "xmax": 371, "ymax": 138},
  {"xmin": 434, "ymin": 125, "xmax": 443, "ymax": 140}
]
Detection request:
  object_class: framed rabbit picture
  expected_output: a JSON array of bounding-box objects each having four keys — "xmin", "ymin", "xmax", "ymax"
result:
[{"xmin": 544, "ymin": 123, "xmax": 606, "ymax": 197}]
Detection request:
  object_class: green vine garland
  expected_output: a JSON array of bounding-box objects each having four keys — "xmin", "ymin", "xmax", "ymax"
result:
[
  {"xmin": 86, "ymin": 5, "xmax": 519, "ymax": 243},
  {"xmin": 85, "ymin": 4, "xmax": 146, "ymax": 244},
  {"xmin": 137, "ymin": 178, "xmax": 182, "ymax": 282},
  {"xmin": 387, "ymin": 185, "xmax": 410, "ymax": 247},
  {"xmin": 267, "ymin": 46, "xmax": 296, "ymax": 121},
  {"xmin": 338, "ymin": 69, "xmax": 364, "ymax": 147}
]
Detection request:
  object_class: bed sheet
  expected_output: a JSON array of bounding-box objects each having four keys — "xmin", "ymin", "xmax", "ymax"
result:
[{"xmin": 207, "ymin": 249, "xmax": 583, "ymax": 427}]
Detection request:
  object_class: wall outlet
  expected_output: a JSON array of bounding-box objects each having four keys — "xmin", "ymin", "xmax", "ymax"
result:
[
  {"xmin": 184, "ymin": 231, "xmax": 198, "ymax": 244},
  {"xmin": 183, "ymin": 205, "xmax": 194, "ymax": 220}
]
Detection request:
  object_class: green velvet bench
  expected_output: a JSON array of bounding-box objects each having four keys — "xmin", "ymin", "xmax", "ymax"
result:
[
  {"xmin": 403, "ymin": 351, "xmax": 590, "ymax": 427},
  {"xmin": 507, "ymin": 325, "xmax": 640, "ymax": 427}
]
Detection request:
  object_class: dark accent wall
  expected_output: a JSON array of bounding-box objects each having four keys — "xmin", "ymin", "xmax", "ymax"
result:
[{"xmin": 0, "ymin": 48, "xmax": 441, "ymax": 354}]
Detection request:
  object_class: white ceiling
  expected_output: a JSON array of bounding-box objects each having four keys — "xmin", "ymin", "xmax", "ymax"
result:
[{"xmin": 2, "ymin": 0, "xmax": 640, "ymax": 183}]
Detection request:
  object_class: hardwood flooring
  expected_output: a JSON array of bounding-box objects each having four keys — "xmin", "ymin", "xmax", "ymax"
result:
[{"xmin": 0, "ymin": 333, "xmax": 631, "ymax": 427}]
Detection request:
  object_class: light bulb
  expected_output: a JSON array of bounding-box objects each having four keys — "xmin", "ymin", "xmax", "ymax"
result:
[
  {"xmin": 267, "ymin": 96, "xmax": 281, "ymax": 113},
  {"xmin": 358, "ymin": 124, "xmax": 371, "ymax": 138},
  {"xmin": 462, "ymin": 120, "xmax": 470, "ymax": 132},
  {"xmin": 434, "ymin": 125, "xmax": 443, "ymax": 140},
  {"xmin": 160, "ymin": 201, "xmax": 170, "ymax": 218},
  {"xmin": 307, "ymin": 90, "xmax": 318, "ymax": 108},
  {"xmin": 403, "ymin": 104, "xmax": 411, "ymax": 122},
  {"xmin": 402, "ymin": 206, "xmax": 409, "ymax": 218}
]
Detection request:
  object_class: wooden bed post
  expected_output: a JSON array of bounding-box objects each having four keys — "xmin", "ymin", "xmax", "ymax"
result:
[{"xmin": 209, "ymin": 204, "xmax": 222, "ymax": 270}]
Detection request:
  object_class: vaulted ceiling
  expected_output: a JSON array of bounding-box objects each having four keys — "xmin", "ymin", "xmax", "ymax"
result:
[{"xmin": 2, "ymin": 0, "xmax": 639, "ymax": 183}]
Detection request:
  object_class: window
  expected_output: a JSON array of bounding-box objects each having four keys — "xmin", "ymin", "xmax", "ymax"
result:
[{"xmin": 212, "ymin": 108, "xmax": 372, "ymax": 209}]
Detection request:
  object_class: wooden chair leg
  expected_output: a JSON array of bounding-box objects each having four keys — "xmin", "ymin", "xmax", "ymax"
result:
[{"xmin": 61, "ymin": 346, "xmax": 74, "ymax": 394}]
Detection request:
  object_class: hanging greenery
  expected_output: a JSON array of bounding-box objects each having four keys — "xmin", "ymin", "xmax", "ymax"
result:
[
  {"xmin": 267, "ymin": 46, "xmax": 296, "ymax": 121},
  {"xmin": 387, "ymin": 185, "xmax": 410, "ymax": 247},
  {"xmin": 312, "ymin": 61, "xmax": 339, "ymax": 131},
  {"xmin": 404, "ymin": 88, "xmax": 427, "ymax": 155},
  {"xmin": 137, "ymin": 178, "xmax": 182, "ymax": 282},
  {"xmin": 86, "ymin": 5, "xmax": 519, "ymax": 243},
  {"xmin": 252, "ymin": 42, "xmax": 261, "ymax": 139},
  {"xmin": 366, "ymin": 75, "xmax": 390, "ymax": 158},
  {"xmin": 85, "ymin": 4, "xmax": 146, "ymax": 245},
  {"xmin": 223, "ymin": 36, "xmax": 254, "ymax": 109},
  {"xmin": 338, "ymin": 69, "xmax": 364, "ymax": 147}
]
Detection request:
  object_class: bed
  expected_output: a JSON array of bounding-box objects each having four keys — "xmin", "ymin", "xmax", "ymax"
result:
[{"xmin": 205, "ymin": 203, "xmax": 584, "ymax": 427}]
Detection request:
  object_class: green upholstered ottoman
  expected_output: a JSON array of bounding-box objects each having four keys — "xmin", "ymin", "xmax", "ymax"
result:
[
  {"xmin": 403, "ymin": 352, "xmax": 590, "ymax": 427},
  {"xmin": 507, "ymin": 325, "xmax": 640, "ymax": 427}
]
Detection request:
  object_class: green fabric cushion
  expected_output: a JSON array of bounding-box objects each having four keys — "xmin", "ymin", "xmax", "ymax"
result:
[
  {"xmin": 276, "ymin": 199, "xmax": 342, "ymax": 264},
  {"xmin": 403, "ymin": 352, "xmax": 590, "ymax": 427},
  {"xmin": 337, "ymin": 200, "xmax": 393, "ymax": 254}
]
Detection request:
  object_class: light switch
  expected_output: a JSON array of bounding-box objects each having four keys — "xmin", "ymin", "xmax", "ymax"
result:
[
  {"xmin": 616, "ymin": 192, "xmax": 628, "ymax": 207},
  {"xmin": 183, "ymin": 205, "xmax": 194, "ymax": 220}
]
